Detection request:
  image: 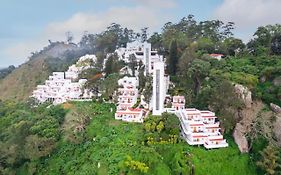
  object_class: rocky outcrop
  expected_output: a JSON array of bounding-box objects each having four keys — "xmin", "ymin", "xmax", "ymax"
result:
[
  {"xmin": 233, "ymin": 123, "xmax": 249, "ymax": 153},
  {"xmin": 272, "ymin": 104, "xmax": 281, "ymax": 146},
  {"xmin": 234, "ymin": 84, "xmax": 252, "ymax": 108},
  {"xmin": 233, "ymin": 101, "xmax": 264, "ymax": 153},
  {"xmin": 273, "ymin": 116, "xmax": 281, "ymax": 147},
  {"xmin": 270, "ymin": 103, "xmax": 281, "ymax": 114}
]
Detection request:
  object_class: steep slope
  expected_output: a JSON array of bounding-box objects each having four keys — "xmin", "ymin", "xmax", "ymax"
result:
[{"xmin": 0, "ymin": 42, "xmax": 84, "ymax": 101}]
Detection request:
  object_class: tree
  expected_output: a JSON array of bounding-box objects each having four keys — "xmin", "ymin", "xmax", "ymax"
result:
[
  {"xmin": 65, "ymin": 31, "xmax": 74, "ymax": 43},
  {"xmin": 128, "ymin": 54, "xmax": 138, "ymax": 76},
  {"xmin": 196, "ymin": 37, "xmax": 215, "ymax": 54},
  {"xmin": 156, "ymin": 121, "xmax": 164, "ymax": 133},
  {"xmin": 143, "ymin": 76, "xmax": 153, "ymax": 103},
  {"xmin": 141, "ymin": 27, "xmax": 149, "ymax": 43},
  {"xmin": 168, "ymin": 39, "xmax": 179, "ymax": 75},
  {"xmin": 138, "ymin": 61, "xmax": 146, "ymax": 90},
  {"xmin": 104, "ymin": 53, "xmax": 121, "ymax": 76},
  {"xmin": 257, "ymin": 145, "xmax": 281, "ymax": 175},
  {"xmin": 221, "ymin": 22, "xmax": 235, "ymax": 38},
  {"xmin": 208, "ymin": 79, "xmax": 243, "ymax": 132},
  {"xmin": 24, "ymin": 135, "xmax": 56, "ymax": 161},
  {"xmin": 148, "ymin": 32, "xmax": 162, "ymax": 51},
  {"xmin": 187, "ymin": 59, "xmax": 211, "ymax": 95},
  {"xmin": 271, "ymin": 33, "xmax": 281, "ymax": 55},
  {"xmin": 178, "ymin": 43, "xmax": 197, "ymax": 75},
  {"xmin": 223, "ymin": 37, "xmax": 245, "ymax": 56},
  {"xmin": 100, "ymin": 73, "xmax": 119, "ymax": 100}
]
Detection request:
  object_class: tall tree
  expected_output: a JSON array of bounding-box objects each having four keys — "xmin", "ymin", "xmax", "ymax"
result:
[
  {"xmin": 223, "ymin": 37, "xmax": 245, "ymax": 56},
  {"xmin": 128, "ymin": 54, "xmax": 138, "ymax": 76},
  {"xmin": 141, "ymin": 27, "xmax": 149, "ymax": 42},
  {"xmin": 168, "ymin": 39, "xmax": 179, "ymax": 75},
  {"xmin": 148, "ymin": 32, "xmax": 163, "ymax": 51},
  {"xmin": 187, "ymin": 59, "xmax": 210, "ymax": 95},
  {"xmin": 104, "ymin": 53, "xmax": 121, "ymax": 76}
]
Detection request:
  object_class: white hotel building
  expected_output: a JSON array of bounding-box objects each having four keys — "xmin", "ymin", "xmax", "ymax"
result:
[
  {"xmin": 116, "ymin": 41, "xmax": 163, "ymax": 75},
  {"xmin": 115, "ymin": 41, "xmax": 228, "ymax": 149},
  {"xmin": 32, "ymin": 55, "xmax": 95, "ymax": 105},
  {"xmin": 115, "ymin": 76, "xmax": 146, "ymax": 123},
  {"xmin": 172, "ymin": 96, "xmax": 228, "ymax": 149}
]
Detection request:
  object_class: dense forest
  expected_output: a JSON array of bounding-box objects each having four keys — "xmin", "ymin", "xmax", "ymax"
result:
[{"xmin": 0, "ymin": 15, "xmax": 281, "ymax": 174}]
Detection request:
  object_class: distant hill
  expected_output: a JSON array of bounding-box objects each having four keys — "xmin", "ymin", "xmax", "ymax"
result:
[{"xmin": 0, "ymin": 42, "xmax": 90, "ymax": 101}]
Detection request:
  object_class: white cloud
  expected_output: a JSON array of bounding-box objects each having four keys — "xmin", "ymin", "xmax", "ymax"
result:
[
  {"xmin": 101, "ymin": 0, "xmax": 177, "ymax": 9},
  {"xmin": 45, "ymin": 6, "xmax": 164, "ymax": 41},
  {"xmin": 129, "ymin": 0, "xmax": 177, "ymax": 8},
  {"xmin": 4, "ymin": 4, "xmax": 175, "ymax": 66},
  {"xmin": 214, "ymin": 0, "xmax": 281, "ymax": 29}
]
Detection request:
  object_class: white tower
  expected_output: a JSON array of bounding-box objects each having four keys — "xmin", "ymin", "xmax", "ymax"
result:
[{"xmin": 152, "ymin": 61, "xmax": 165, "ymax": 115}]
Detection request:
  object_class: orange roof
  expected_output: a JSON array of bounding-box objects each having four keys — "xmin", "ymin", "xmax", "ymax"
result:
[
  {"xmin": 209, "ymin": 138, "xmax": 224, "ymax": 141},
  {"xmin": 193, "ymin": 135, "xmax": 207, "ymax": 138},
  {"xmin": 210, "ymin": 54, "xmax": 224, "ymax": 57},
  {"xmin": 190, "ymin": 124, "xmax": 204, "ymax": 126},
  {"xmin": 128, "ymin": 108, "xmax": 142, "ymax": 112}
]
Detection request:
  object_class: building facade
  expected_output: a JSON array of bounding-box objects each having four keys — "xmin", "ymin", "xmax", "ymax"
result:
[{"xmin": 32, "ymin": 55, "xmax": 95, "ymax": 105}]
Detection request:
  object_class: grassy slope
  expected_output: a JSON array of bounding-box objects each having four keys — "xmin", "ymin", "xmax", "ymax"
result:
[
  {"xmin": 0, "ymin": 58, "xmax": 50, "ymax": 101},
  {"xmin": 35, "ymin": 102, "xmax": 257, "ymax": 175}
]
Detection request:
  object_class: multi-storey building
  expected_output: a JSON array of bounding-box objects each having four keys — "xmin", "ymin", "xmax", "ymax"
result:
[
  {"xmin": 115, "ymin": 76, "xmax": 146, "ymax": 123},
  {"xmin": 32, "ymin": 55, "xmax": 95, "ymax": 105},
  {"xmin": 172, "ymin": 97, "xmax": 228, "ymax": 149},
  {"xmin": 115, "ymin": 107, "xmax": 146, "ymax": 123},
  {"xmin": 172, "ymin": 96, "xmax": 185, "ymax": 110},
  {"xmin": 116, "ymin": 76, "xmax": 139, "ymax": 110},
  {"xmin": 116, "ymin": 41, "xmax": 162, "ymax": 75}
]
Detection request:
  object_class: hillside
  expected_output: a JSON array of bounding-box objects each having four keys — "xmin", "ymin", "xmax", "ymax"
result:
[
  {"xmin": 0, "ymin": 15, "xmax": 281, "ymax": 175},
  {"xmin": 0, "ymin": 42, "xmax": 86, "ymax": 101},
  {"xmin": 0, "ymin": 101, "xmax": 256, "ymax": 175}
]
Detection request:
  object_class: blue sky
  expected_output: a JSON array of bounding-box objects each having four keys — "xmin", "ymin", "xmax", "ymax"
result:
[{"xmin": 1, "ymin": 0, "xmax": 280, "ymax": 67}]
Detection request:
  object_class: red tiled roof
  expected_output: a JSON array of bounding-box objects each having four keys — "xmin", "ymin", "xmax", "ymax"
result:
[
  {"xmin": 209, "ymin": 54, "xmax": 224, "ymax": 57},
  {"xmin": 128, "ymin": 108, "xmax": 142, "ymax": 112},
  {"xmin": 209, "ymin": 138, "xmax": 224, "ymax": 141},
  {"xmin": 190, "ymin": 124, "xmax": 204, "ymax": 126},
  {"xmin": 193, "ymin": 135, "xmax": 207, "ymax": 138}
]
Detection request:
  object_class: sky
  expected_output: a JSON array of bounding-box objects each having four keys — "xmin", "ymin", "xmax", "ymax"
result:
[{"xmin": 1, "ymin": 0, "xmax": 281, "ymax": 68}]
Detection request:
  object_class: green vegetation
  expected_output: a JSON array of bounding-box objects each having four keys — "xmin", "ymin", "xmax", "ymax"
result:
[
  {"xmin": 0, "ymin": 101, "xmax": 257, "ymax": 175},
  {"xmin": 1, "ymin": 13, "xmax": 281, "ymax": 175}
]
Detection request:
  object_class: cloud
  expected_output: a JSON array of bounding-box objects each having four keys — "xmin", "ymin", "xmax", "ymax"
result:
[
  {"xmin": 214, "ymin": 0, "xmax": 281, "ymax": 29},
  {"xmin": 101, "ymin": 0, "xmax": 177, "ymax": 9},
  {"xmin": 4, "ymin": 4, "xmax": 175, "ymax": 66},
  {"xmin": 45, "ymin": 6, "xmax": 164, "ymax": 40},
  {"xmin": 129, "ymin": 0, "xmax": 177, "ymax": 8}
]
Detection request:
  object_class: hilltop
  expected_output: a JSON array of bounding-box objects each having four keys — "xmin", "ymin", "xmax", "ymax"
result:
[{"xmin": 0, "ymin": 42, "xmax": 88, "ymax": 101}]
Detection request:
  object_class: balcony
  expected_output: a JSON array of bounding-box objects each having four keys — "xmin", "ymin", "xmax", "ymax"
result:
[{"xmin": 204, "ymin": 140, "xmax": 228, "ymax": 149}]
